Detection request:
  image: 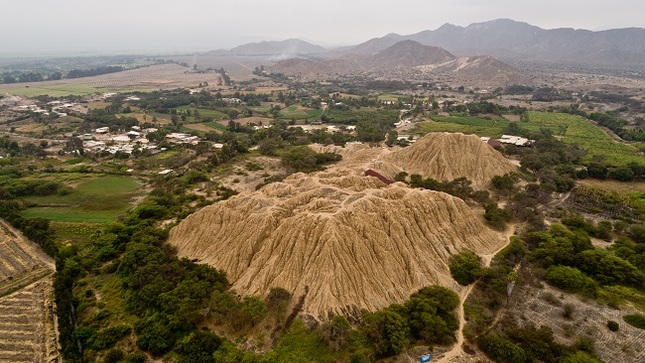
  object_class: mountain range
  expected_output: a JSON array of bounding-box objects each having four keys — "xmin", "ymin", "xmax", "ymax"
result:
[
  {"xmin": 208, "ymin": 19, "xmax": 645, "ymax": 70},
  {"xmin": 270, "ymin": 40, "xmax": 528, "ymax": 86}
]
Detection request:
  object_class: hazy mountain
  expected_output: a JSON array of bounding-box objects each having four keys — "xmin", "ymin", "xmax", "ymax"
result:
[
  {"xmin": 271, "ymin": 40, "xmax": 523, "ymax": 85},
  {"xmin": 272, "ymin": 40, "xmax": 456, "ymax": 77},
  {"xmin": 332, "ymin": 34, "xmax": 403, "ymax": 56},
  {"xmin": 364, "ymin": 40, "xmax": 456, "ymax": 69},
  {"xmin": 206, "ymin": 38, "xmax": 326, "ymax": 57},
  {"xmin": 342, "ymin": 19, "xmax": 645, "ymax": 68}
]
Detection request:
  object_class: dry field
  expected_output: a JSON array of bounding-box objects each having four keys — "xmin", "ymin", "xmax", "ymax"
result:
[
  {"xmin": 0, "ymin": 64, "xmax": 226, "ymax": 96},
  {"xmin": 506, "ymin": 282, "xmax": 644, "ymax": 363},
  {"xmin": 0, "ymin": 279, "xmax": 58, "ymax": 363},
  {"xmin": 0, "ymin": 221, "xmax": 58, "ymax": 363}
]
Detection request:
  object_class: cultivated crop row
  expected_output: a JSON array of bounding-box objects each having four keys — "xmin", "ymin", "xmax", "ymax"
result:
[{"xmin": 0, "ymin": 279, "xmax": 59, "ymax": 363}]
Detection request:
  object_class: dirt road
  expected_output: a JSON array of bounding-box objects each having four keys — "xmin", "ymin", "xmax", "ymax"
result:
[{"xmin": 434, "ymin": 224, "xmax": 517, "ymax": 363}]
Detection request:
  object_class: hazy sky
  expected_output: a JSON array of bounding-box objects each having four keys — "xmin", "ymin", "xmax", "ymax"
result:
[{"xmin": 2, "ymin": 0, "xmax": 644, "ymax": 55}]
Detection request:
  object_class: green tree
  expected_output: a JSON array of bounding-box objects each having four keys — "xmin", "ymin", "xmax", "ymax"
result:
[
  {"xmin": 362, "ymin": 308, "xmax": 410, "ymax": 358},
  {"xmin": 385, "ymin": 130, "xmax": 398, "ymax": 147},
  {"xmin": 241, "ymin": 296, "xmax": 267, "ymax": 327},
  {"xmin": 478, "ymin": 333, "xmax": 527, "ymax": 363},
  {"xmin": 449, "ymin": 250, "xmax": 483, "ymax": 285}
]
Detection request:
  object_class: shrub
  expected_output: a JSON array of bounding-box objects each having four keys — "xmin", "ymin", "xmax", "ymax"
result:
[
  {"xmin": 89, "ymin": 325, "xmax": 131, "ymax": 350},
  {"xmin": 104, "ymin": 349, "xmax": 125, "ymax": 363},
  {"xmin": 174, "ymin": 330, "xmax": 222, "ymax": 363},
  {"xmin": 562, "ymin": 303, "xmax": 576, "ymax": 320},
  {"xmin": 478, "ymin": 333, "xmax": 527, "ymax": 363},
  {"xmin": 544, "ymin": 265, "xmax": 597, "ymax": 294},
  {"xmin": 484, "ymin": 203, "xmax": 512, "ymax": 230},
  {"xmin": 623, "ymin": 313, "xmax": 645, "ymax": 329},
  {"xmin": 607, "ymin": 320, "xmax": 619, "ymax": 332},
  {"xmin": 560, "ymin": 351, "xmax": 602, "ymax": 363},
  {"xmin": 449, "ymin": 250, "xmax": 483, "ymax": 285}
]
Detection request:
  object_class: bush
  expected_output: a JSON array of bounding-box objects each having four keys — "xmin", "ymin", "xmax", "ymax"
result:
[
  {"xmin": 281, "ymin": 146, "xmax": 341, "ymax": 172},
  {"xmin": 623, "ymin": 313, "xmax": 645, "ymax": 329},
  {"xmin": 607, "ymin": 320, "xmax": 619, "ymax": 332},
  {"xmin": 104, "ymin": 349, "xmax": 125, "ymax": 363},
  {"xmin": 449, "ymin": 250, "xmax": 483, "ymax": 285},
  {"xmin": 484, "ymin": 203, "xmax": 512, "ymax": 230},
  {"xmin": 478, "ymin": 333, "xmax": 527, "ymax": 363},
  {"xmin": 562, "ymin": 303, "xmax": 576, "ymax": 320},
  {"xmin": 544, "ymin": 265, "xmax": 597, "ymax": 294},
  {"xmin": 362, "ymin": 308, "xmax": 410, "ymax": 358},
  {"xmin": 560, "ymin": 351, "xmax": 602, "ymax": 363},
  {"xmin": 175, "ymin": 330, "xmax": 222, "ymax": 363},
  {"xmin": 540, "ymin": 292, "xmax": 562, "ymax": 306},
  {"xmin": 89, "ymin": 325, "xmax": 131, "ymax": 350}
]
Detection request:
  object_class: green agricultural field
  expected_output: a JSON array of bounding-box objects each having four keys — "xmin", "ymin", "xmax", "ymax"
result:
[
  {"xmin": 49, "ymin": 221, "xmax": 102, "ymax": 245},
  {"xmin": 325, "ymin": 107, "xmax": 398, "ymax": 124},
  {"xmin": 23, "ymin": 175, "xmax": 142, "ymax": 224},
  {"xmin": 526, "ymin": 112, "xmax": 645, "ymax": 166},
  {"xmin": 172, "ymin": 106, "xmax": 228, "ymax": 121},
  {"xmin": 279, "ymin": 105, "xmax": 323, "ymax": 120},
  {"xmin": 248, "ymin": 105, "xmax": 273, "ymax": 114},
  {"xmin": 417, "ymin": 112, "xmax": 645, "ymax": 166},
  {"xmin": 378, "ymin": 93, "xmax": 409, "ymax": 102},
  {"xmin": 204, "ymin": 121, "xmax": 227, "ymax": 131},
  {"xmin": 0, "ymin": 84, "xmax": 154, "ymax": 97}
]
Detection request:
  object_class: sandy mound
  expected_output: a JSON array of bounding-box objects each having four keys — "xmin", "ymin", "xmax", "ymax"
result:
[
  {"xmin": 169, "ymin": 170, "xmax": 504, "ymax": 319},
  {"xmin": 376, "ymin": 132, "xmax": 517, "ymax": 189}
]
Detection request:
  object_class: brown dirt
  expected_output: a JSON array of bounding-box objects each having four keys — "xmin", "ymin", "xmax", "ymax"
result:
[
  {"xmin": 216, "ymin": 156, "xmax": 286, "ymax": 193},
  {"xmin": 169, "ymin": 167, "xmax": 506, "ymax": 320}
]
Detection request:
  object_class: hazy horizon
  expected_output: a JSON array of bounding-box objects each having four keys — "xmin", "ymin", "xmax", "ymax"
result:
[{"xmin": 3, "ymin": 0, "xmax": 645, "ymax": 57}]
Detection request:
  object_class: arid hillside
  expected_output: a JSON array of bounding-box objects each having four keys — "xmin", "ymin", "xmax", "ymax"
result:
[
  {"xmin": 270, "ymin": 40, "xmax": 524, "ymax": 86},
  {"xmin": 378, "ymin": 132, "xmax": 518, "ymax": 189},
  {"xmin": 312, "ymin": 133, "xmax": 517, "ymax": 190},
  {"xmin": 169, "ymin": 168, "xmax": 505, "ymax": 320}
]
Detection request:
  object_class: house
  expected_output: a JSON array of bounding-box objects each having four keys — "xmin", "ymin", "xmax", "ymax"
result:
[
  {"xmin": 111, "ymin": 135, "xmax": 131, "ymax": 144},
  {"xmin": 166, "ymin": 133, "xmax": 200, "ymax": 145},
  {"xmin": 498, "ymin": 135, "xmax": 533, "ymax": 147},
  {"xmin": 95, "ymin": 127, "xmax": 110, "ymax": 134}
]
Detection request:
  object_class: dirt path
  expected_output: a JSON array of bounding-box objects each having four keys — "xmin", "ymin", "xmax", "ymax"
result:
[{"xmin": 434, "ymin": 224, "xmax": 517, "ymax": 363}]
